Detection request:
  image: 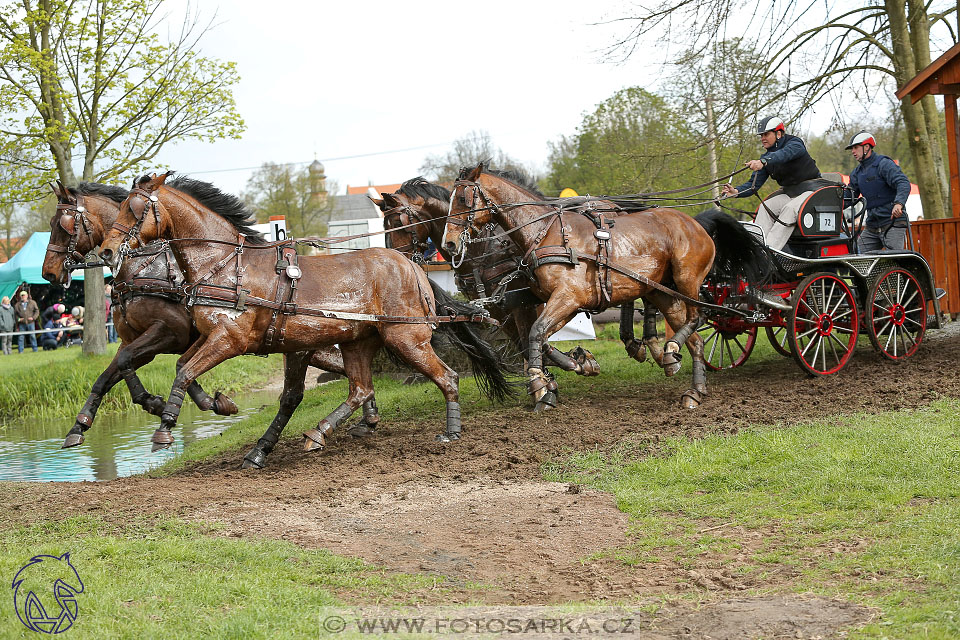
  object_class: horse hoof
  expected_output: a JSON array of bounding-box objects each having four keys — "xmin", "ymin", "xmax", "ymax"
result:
[
  {"xmin": 436, "ymin": 432, "xmax": 461, "ymax": 443},
  {"xmin": 571, "ymin": 346, "xmax": 600, "ymax": 376},
  {"xmin": 346, "ymin": 422, "xmax": 377, "ymax": 438},
  {"xmin": 61, "ymin": 433, "xmax": 84, "ymax": 449},
  {"xmin": 664, "ymin": 363, "xmax": 681, "ymax": 377},
  {"xmin": 241, "ymin": 450, "xmax": 266, "ymax": 469},
  {"xmin": 625, "ymin": 339, "xmax": 647, "ymax": 363},
  {"xmin": 534, "ymin": 391, "xmax": 558, "ymax": 412},
  {"xmin": 151, "ymin": 429, "xmax": 175, "ymax": 445},
  {"xmin": 302, "ymin": 428, "xmax": 326, "ymax": 452},
  {"xmin": 213, "ymin": 392, "xmax": 238, "ymax": 416},
  {"xmin": 680, "ymin": 389, "xmax": 703, "ymax": 409},
  {"xmin": 151, "ymin": 441, "xmax": 172, "ymax": 453}
]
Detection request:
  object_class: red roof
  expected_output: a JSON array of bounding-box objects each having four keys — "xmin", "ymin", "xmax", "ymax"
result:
[{"xmin": 346, "ymin": 183, "xmax": 402, "ymax": 196}]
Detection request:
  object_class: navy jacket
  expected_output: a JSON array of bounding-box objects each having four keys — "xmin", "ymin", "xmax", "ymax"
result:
[
  {"xmin": 734, "ymin": 134, "xmax": 820, "ymax": 198},
  {"xmin": 848, "ymin": 152, "xmax": 911, "ymax": 228}
]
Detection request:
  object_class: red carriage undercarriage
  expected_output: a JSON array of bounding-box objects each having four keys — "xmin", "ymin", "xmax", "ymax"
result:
[{"xmin": 699, "ymin": 182, "xmax": 947, "ymax": 376}]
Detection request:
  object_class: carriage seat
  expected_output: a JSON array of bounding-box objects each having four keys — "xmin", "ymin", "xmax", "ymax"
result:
[{"xmin": 763, "ymin": 176, "xmax": 853, "ymax": 258}]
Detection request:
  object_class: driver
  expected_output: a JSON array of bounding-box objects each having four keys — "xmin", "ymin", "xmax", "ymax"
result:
[{"xmin": 721, "ymin": 116, "xmax": 822, "ymax": 251}]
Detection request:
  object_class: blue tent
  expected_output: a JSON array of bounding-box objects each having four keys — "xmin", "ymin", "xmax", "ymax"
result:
[{"xmin": 0, "ymin": 232, "xmax": 110, "ymax": 300}]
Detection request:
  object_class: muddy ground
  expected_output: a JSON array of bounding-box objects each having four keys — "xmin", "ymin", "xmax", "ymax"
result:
[{"xmin": 5, "ymin": 322, "xmax": 959, "ymax": 638}]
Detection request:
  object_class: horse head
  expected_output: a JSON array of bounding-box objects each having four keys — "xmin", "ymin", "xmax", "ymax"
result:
[
  {"xmin": 100, "ymin": 172, "xmax": 175, "ymax": 270},
  {"xmin": 42, "ymin": 182, "xmax": 114, "ymax": 287},
  {"xmin": 375, "ymin": 191, "xmax": 432, "ymax": 260},
  {"xmin": 441, "ymin": 162, "xmax": 492, "ymax": 259}
]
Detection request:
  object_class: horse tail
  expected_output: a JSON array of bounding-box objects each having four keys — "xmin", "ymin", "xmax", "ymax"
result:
[
  {"xmin": 426, "ymin": 278, "xmax": 517, "ymax": 403},
  {"xmin": 694, "ymin": 208, "xmax": 776, "ymax": 288}
]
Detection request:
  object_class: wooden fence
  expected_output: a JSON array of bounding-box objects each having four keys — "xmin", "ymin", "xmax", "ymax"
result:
[{"xmin": 911, "ymin": 217, "xmax": 960, "ymax": 317}]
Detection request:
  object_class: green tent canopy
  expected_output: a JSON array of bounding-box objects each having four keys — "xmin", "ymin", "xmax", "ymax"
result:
[{"xmin": 0, "ymin": 232, "xmax": 111, "ymax": 300}]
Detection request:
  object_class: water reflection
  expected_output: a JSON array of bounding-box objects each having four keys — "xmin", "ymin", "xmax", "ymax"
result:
[{"xmin": 0, "ymin": 390, "xmax": 279, "ymax": 482}]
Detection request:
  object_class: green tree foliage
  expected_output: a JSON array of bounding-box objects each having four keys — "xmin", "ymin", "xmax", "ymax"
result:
[
  {"xmin": 243, "ymin": 163, "xmax": 337, "ymax": 238},
  {"xmin": 0, "ymin": 0, "xmax": 244, "ymax": 354},
  {"xmin": 541, "ymin": 87, "xmax": 700, "ymax": 197},
  {"xmin": 419, "ymin": 130, "xmax": 529, "ymax": 183}
]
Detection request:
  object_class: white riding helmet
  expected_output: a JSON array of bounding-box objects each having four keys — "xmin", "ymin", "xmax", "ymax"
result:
[
  {"xmin": 757, "ymin": 116, "xmax": 785, "ymax": 135},
  {"xmin": 844, "ymin": 130, "xmax": 876, "ymax": 150}
]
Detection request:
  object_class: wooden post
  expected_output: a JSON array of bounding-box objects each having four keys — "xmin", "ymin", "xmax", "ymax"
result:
[{"xmin": 945, "ymin": 94, "xmax": 960, "ymax": 217}]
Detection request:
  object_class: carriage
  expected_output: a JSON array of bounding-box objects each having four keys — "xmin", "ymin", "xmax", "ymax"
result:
[{"xmin": 698, "ymin": 179, "xmax": 947, "ymax": 376}]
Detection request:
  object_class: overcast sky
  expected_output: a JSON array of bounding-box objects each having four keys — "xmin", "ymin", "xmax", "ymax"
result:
[
  {"xmin": 148, "ymin": 0, "xmax": 897, "ymax": 197},
  {"xmin": 148, "ymin": 0, "xmax": 647, "ymax": 195}
]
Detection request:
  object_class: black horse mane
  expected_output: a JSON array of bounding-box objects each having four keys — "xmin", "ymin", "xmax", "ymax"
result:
[
  {"xmin": 74, "ymin": 182, "xmax": 129, "ymax": 203},
  {"xmin": 398, "ymin": 177, "xmax": 451, "ymax": 203},
  {"xmin": 482, "ymin": 167, "xmax": 545, "ymax": 199},
  {"xmin": 162, "ymin": 175, "xmax": 266, "ymax": 244}
]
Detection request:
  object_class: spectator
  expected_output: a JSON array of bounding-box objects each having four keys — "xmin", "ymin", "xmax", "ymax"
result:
[
  {"xmin": 0, "ymin": 295, "xmax": 14, "ymax": 355},
  {"xmin": 14, "ymin": 290, "xmax": 39, "ymax": 353},
  {"xmin": 65, "ymin": 308, "xmax": 83, "ymax": 346},
  {"xmin": 42, "ymin": 302, "xmax": 66, "ymax": 325},
  {"xmin": 105, "ymin": 284, "xmax": 117, "ymax": 343},
  {"xmin": 40, "ymin": 317, "xmax": 63, "ymax": 350}
]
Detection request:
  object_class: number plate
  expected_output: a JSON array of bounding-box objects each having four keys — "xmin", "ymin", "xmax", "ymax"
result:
[{"xmin": 819, "ymin": 212, "xmax": 836, "ymax": 231}]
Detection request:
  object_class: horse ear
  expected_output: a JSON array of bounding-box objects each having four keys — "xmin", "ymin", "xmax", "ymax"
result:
[
  {"xmin": 49, "ymin": 182, "xmax": 62, "ymax": 198},
  {"xmin": 466, "ymin": 163, "xmax": 483, "ymax": 182},
  {"xmin": 369, "ymin": 196, "xmax": 384, "ymax": 209},
  {"xmin": 382, "ymin": 193, "xmax": 400, "ymax": 207}
]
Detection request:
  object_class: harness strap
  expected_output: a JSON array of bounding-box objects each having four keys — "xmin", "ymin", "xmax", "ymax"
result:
[{"xmin": 184, "ymin": 284, "xmax": 499, "ymax": 326}]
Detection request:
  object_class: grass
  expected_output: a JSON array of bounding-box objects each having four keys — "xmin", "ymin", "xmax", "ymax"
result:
[
  {"xmin": 0, "ymin": 343, "xmax": 281, "ymax": 422},
  {"xmin": 0, "ymin": 516, "xmax": 447, "ymax": 639},
  {"xmin": 544, "ymin": 398, "xmax": 960, "ymax": 639}
]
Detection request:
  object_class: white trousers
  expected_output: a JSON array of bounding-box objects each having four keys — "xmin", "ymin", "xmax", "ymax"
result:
[{"xmin": 754, "ymin": 190, "xmax": 816, "ymax": 251}]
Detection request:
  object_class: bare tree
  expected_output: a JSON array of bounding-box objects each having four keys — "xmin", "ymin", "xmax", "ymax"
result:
[
  {"xmin": 604, "ymin": 0, "xmax": 957, "ymax": 218},
  {"xmin": 419, "ymin": 130, "xmax": 531, "ymax": 183}
]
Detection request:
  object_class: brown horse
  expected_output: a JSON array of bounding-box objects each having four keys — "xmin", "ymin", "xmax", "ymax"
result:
[
  {"xmin": 41, "ymin": 182, "xmax": 366, "ymax": 458},
  {"xmin": 442, "ymin": 163, "xmax": 770, "ymax": 410},
  {"xmin": 97, "ymin": 173, "xmax": 512, "ymax": 468},
  {"xmin": 374, "ymin": 178, "xmax": 600, "ymax": 408}
]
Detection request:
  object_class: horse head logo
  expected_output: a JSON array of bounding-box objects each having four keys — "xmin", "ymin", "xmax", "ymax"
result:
[{"xmin": 12, "ymin": 552, "xmax": 84, "ymax": 634}]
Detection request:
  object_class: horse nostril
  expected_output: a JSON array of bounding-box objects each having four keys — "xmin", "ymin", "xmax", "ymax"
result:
[
  {"xmin": 42, "ymin": 271, "xmax": 55, "ymax": 283},
  {"xmin": 101, "ymin": 248, "xmax": 113, "ymax": 263},
  {"xmin": 444, "ymin": 241, "xmax": 456, "ymax": 252}
]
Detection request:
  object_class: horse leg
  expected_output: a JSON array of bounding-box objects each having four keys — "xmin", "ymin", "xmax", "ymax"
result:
[
  {"xmin": 619, "ymin": 300, "xmax": 646, "ymax": 362},
  {"xmin": 654, "ymin": 295, "xmax": 707, "ymax": 410},
  {"xmin": 242, "ymin": 351, "xmax": 311, "ymax": 469},
  {"xmin": 62, "ymin": 358, "xmax": 124, "ymax": 448},
  {"xmin": 179, "ymin": 359, "xmax": 239, "ymax": 416},
  {"xmin": 377, "ymin": 325, "xmax": 461, "ymax": 442},
  {"xmin": 115, "ymin": 324, "xmax": 186, "ymax": 417},
  {"xmin": 308, "ymin": 345, "xmax": 379, "ymax": 437},
  {"xmin": 527, "ymin": 301, "xmax": 579, "ymax": 412},
  {"xmin": 302, "ymin": 338, "xmax": 380, "ymax": 451},
  {"xmin": 153, "ymin": 334, "xmax": 233, "ymax": 451}
]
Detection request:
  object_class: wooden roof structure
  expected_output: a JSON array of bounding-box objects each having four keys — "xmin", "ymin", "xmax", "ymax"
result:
[{"xmin": 897, "ymin": 42, "xmax": 960, "ymax": 217}]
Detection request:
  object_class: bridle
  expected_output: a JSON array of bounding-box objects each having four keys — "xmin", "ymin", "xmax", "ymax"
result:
[
  {"xmin": 110, "ymin": 186, "xmax": 162, "ymax": 268},
  {"xmin": 382, "ymin": 203, "xmax": 434, "ymax": 263},
  {"xmin": 48, "ymin": 194, "xmax": 106, "ymax": 278}
]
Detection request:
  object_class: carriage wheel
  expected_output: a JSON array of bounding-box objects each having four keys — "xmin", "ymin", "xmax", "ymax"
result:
[
  {"xmin": 867, "ymin": 268, "xmax": 926, "ymax": 361},
  {"xmin": 765, "ymin": 325, "xmax": 791, "ymax": 357},
  {"xmin": 788, "ymin": 272, "xmax": 859, "ymax": 376},
  {"xmin": 698, "ymin": 321, "xmax": 757, "ymax": 371}
]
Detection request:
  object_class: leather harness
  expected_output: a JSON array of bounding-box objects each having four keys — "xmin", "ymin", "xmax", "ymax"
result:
[{"xmin": 450, "ymin": 178, "xmax": 739, "ymax": 316}]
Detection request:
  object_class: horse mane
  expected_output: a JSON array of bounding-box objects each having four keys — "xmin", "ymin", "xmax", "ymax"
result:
[
  {"xmin": 74, "ymin": 182, "xmax": 129, "ymax": 204},
  {"xmin": 398, "ymin": 177, "xmax": 451, "ymax": 203},
  {"xmin": 165, "ymin": 176, "xmax": 266, "ymax": 244},
  {"xmin": 482, "ymin": 167, "xmax": 545, "ymax": 199}
]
